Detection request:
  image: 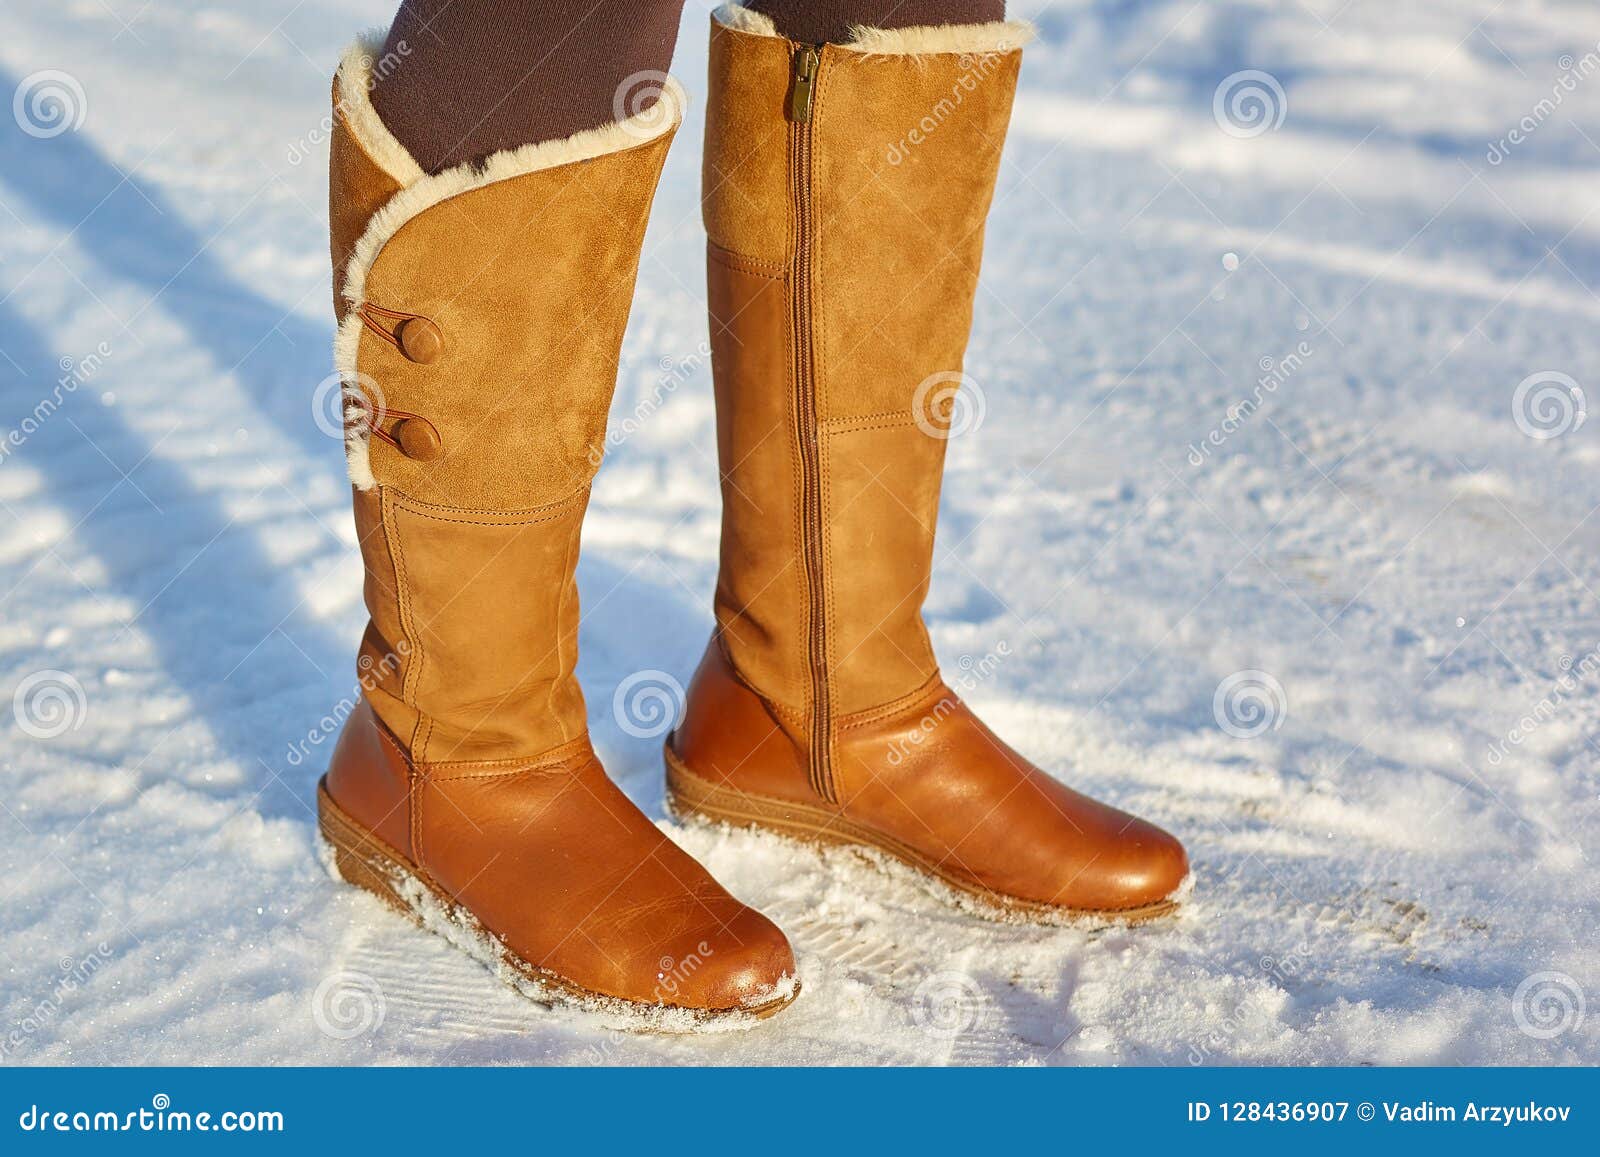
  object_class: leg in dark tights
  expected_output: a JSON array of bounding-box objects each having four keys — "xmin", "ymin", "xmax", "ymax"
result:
[
  {"xmin": 368, "ymin": 0, "xmax": 1007, "ymax": 175},
  {"xmin": 370, "ymin": 0, "xmax": 687, "ymax": 174},
  {"xmin": 746, "ymin": 1, "xmax": 1006, "ymax": 45}
]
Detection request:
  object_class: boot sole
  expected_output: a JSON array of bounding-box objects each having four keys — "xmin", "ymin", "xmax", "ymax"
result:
[
  {"xmin": 664, "ymin": 746, "xmax": 1182, "ymax": 928},
  {"xmin": 316, "ymin": 777, "xmax": 799, "ymax": 1029}
]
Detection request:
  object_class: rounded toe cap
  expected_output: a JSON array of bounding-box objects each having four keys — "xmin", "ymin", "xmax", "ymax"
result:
[
  {"xmin": 1036, "ymin": 811, "xmax": 1189, "ymax": 915},
  {"xmin": 666, "ymin": 906, "xmax": 797, "ymax": 1014},
  {"xmin": 1102, "ymin": 818, "xmax": 1189, "ymax": 910}
]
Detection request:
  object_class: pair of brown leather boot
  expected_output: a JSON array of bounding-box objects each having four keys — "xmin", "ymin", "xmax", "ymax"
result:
[{"xmin": 317, "ymin": 5, "xmax": 1188, "ymax": 1025}]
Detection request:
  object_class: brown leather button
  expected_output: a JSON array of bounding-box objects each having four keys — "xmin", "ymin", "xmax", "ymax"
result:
[
  {"xmin": 394, "ymin": 417, "xmax": 443, "ymax": 461},
  {"xmin": 395, "ymin": 317, "xmax": 444, "ymax": 364}
]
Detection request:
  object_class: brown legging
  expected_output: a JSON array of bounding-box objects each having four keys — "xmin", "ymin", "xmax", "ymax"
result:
[{"xmin": 370, "ymin": 1, "xmax": 1006, "ymax": 174}]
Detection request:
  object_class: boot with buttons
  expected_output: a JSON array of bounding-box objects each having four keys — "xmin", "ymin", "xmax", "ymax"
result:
[{"xmin": 316, "ymin": 37, "xmax": 797, "ymax": 1023}]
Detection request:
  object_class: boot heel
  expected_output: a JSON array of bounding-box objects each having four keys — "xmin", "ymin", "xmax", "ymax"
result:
[
  {"xmin": 316, "ymin": 777, "xmax": 411, "ymax": 919},
  {"xmin": 661, "ymin": 742, "xmax": 717, "ymax": 822}
]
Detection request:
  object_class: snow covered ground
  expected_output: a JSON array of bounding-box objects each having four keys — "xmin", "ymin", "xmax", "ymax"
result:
[{"xmin": 2, "ymin": 0, "xmax": 1598, "ymax": 1065}]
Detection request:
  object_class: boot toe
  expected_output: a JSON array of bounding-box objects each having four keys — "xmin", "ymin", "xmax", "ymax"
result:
[
  {"xmin": 1091, "ymin": 817, "xmax": 1189, "ymax": 911},
  {"xmin": 667, "ymin": 906, "xmax": 797, "ymax": 1013}
]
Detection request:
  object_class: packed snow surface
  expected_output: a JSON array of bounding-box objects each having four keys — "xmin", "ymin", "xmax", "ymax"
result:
[{"xmin": 1, "ymin": 0, "xmax": 1597, "ymax": 1064}]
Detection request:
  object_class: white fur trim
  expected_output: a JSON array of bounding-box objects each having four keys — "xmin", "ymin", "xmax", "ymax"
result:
[
  {"xmin": 344, "ymin": 397, "xmax": 377, "ymax": 491},
  {"xmin": 332, "ymin": 38, "xmax": 685, "ymax": 489},
  {"xmin": 712, "ymin": 4, "xmax": 779, "ymax": 37},
  {"xmin": 842, "ymin": 20, "xmax": 1035, "ymax": 56},
  {"xmin": 712, "ymin": 4, "xmax": 1034, "ymax": 54},
  {"xmin": 336, "ymin": 35, "xmax": 426, "ymax": 185}
]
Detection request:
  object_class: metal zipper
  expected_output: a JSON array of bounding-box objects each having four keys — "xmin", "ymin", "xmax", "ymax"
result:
[{"xmin": 787, "ymin": 44, "xmax": 834, "ymax": 801}]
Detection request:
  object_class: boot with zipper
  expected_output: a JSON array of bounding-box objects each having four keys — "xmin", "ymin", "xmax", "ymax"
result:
[
  {"xmin": 667, "ymin": 6, "xmax": 1189, "ymax": 923},
  {"xmin": 316, "ymin": 37, "xmax": 797, "ymax": 1022}
]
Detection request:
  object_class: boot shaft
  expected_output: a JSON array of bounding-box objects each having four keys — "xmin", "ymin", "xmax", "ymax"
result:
[
  {"xmin": 328, "ymin": 38, "xmax": 680, "ymax": 764},
  {"xmin": 702, "ymin": 7, "xmax": 1029, "ymax": 796}
]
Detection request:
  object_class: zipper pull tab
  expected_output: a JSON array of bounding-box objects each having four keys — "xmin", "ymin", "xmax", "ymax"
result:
[{"xmin": 789, "ymin": 45, "xmax": 820, "ymax": 122}]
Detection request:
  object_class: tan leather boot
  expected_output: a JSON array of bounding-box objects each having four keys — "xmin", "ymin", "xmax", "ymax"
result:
[
  {"xmin": 316, "ymin": 38, "xmax": 797, "ymax": 1023},
  {"xmin": 667, "ymin": 8, "xmax": 1189, "ymax": 924}
]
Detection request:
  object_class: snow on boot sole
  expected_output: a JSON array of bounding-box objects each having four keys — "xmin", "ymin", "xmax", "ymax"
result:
[
  {"xmin": 664, "ymin": 746, "xmax": 1185, "ymax": 929},
  {"xmin": 316, "ymin": 777, "xmax": 799, "ymax": 1030}
]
